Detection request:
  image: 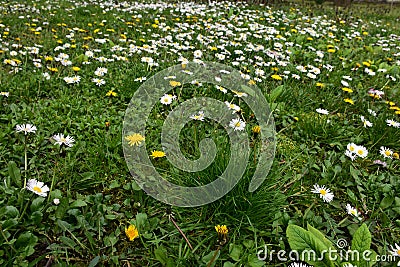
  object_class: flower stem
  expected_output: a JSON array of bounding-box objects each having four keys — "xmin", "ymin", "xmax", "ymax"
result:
[
  {"xmin": 18, "ymin": 195, "xmax": 32, "ymax": 222},
  {"xmin": 24, "ymin": 135, "xmax": 27, "ymax": 189}
]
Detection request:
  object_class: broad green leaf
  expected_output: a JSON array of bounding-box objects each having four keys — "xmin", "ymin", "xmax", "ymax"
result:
[
  {"xmin": 351, "ymin": 223, "xmax": 372, "ymax": 266},
  {"xmin": 154, "ymin": 246, "xmax": 168, "ymax": 265},
  {"xmin": 3, "ymin": 206, "xmax": 19, "ymax": 219},
  {"xmin": 88, "ymin": 256, "xmax": 100, "ymax": 267},
  {"xmin": 286, "ymin": 224, "xmax": 334, "ymax": 267},
  {"xmin": 202, "ymin": 250, "xmax": 220, "ymax": 267},
  {"xmin": 60, "ymin": 236, "xmax": 77, "ymax": 250},
  {"xmin": 307, "ymin": 224, "xmax": 335, "ymax": 250},
  {"xmin": 8, "ymin": 161, "xmax": 21, "ymax": 187},
  {"xmin": 223, "ymin": 262, "xmax": 236, "ymax": 267},
  {"xmin": 351, "ymin": 223, "xmax": 371, "ymax": 252},
  {"xmin": 246, "ymin": 254, "xmax": 265, "ymax": 267},
  {"xmin": 243, "ymin": 239, "xmax": 254, "ymax": 249},
  {"xmin": 14, "ymin": 232, "xmax": 38, "ymax": 251},
  {"xmin": 70, "ymin": 199, "xmax": 87, "ymax": 208},
  {"xmin": 380, "ymin": 196, "xmax": 394, "ymax": 209},
  {"xmin": 135, "ymin": 213, "xmax": 149, "ymax": 232},
  {"xmin": 55, "ymin": 197, "xmax": 69, "ymax": 219},
  {"xmin": 2, "ymin": 219, "xmax": 18, "ymax": 230},
  {"xmin": 229, "ymin": 243, "xmax": 242, "ymax": 262},
  {"xmin": 269, "ymin": 85, "xmax": 284, "ymax": 103},
  {"xmin": 30, "ymin": 197, "xmax": 45, "ymax": 212}
]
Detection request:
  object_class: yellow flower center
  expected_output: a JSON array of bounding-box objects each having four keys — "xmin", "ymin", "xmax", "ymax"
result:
[
  {"xmin": 33, "ymin": 186, "xmax": 42, "ymax": 193},
  {"xmin": 397, "ymin": 249, "xmax": 400, "ymax": 255},
  {"xmin": 319, "ymin": 189, "xmax": 326, "ymax": 195},
  {"xmin": 235, "ymin": 122, "xmax": 241, "ymax": 127},
  {"xmin": 385, "ymin": 151, "xmax": 391, "ymax": 156},
  {"xmin": 357, "ymin": 150, "xmax": 364, "ymax": 155}
]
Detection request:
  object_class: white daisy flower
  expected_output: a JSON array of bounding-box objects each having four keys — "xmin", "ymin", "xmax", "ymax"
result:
[
  {"xmin": 316, "ymin": 108, "xmax": 329, "ymax": 115},
  {"xmin": 360, "ymin": 116, "xmax": 373, "ymax": 128},
  {"xmin": 345, "ymin": 149, "xmax": 357, "ymax": 161},
  {"xmin": 26, "ymin": 179, "xmax": 50, "ymax": 197},
  {"xmin": 134, "ymin": 77, "xmax": 147, "ymax": 82},
  {"xmin": 341, "ymin": 80, "xmax": 350, "ymax": 87},
  {"xmin": 92, "ymin": 78, "xmax": 105, "ymax": 86},
  {"xmin": 160, "ymin": 94, "xmax": 175, "ymax": 105},
  {"xmin": 346, "ymin": 204, "xmax": 362, "ymax": 220},
  {"xmin": 190, "ymin": 111, "xmax": 205, "ymax": 121},
  {"xmin": 225, "ymin": 101, "xmax": 241, "ymax": 113},
  {"xmin": 288, "ymin": 262, "xmax": 313, "ymax": 267},
  {"xmin": 347, "ymin": 143, "xmax": 357, "ymax": 153},
  {"xmin": 63, "ymin": 77, "xmax": 74, "ymax": 84},
  {"xmin": 389, "ymin": 243, "xmax": 400, "ymax": 257},
  {"xmin": 16, "ymin": 124, "xmax": 37, "ymax": 135},
  {"xmin": 354, "ymin": 145, "xmax": 368, "ymax": 158},
  {"xmin": 193, "ymin": 50, "xmax": 203, "ymax": 58},
  {"xmin": 94, "ymin": 67, "xmax": 108, "ymax": 76},
  {"xmin": 386, "ymin": 119, "xmax": 400, "ymax": 128},
  {"xmin": 229, "ymin": 118, "xmax": 246, "ymax": 131},
  {"xmin": 367, "ymin": 109, "xmax": 377, "ymax": 117},
  {"xmin": 1, "ymin": 91, "xmax": 9, "ymax": 97},
  {"xmin": 311, "ymin": 184, "xmax": 334, "ymax": 203},
  {"xmin": 380, "ymin": 146, "xmax": 393, "ymax": 159},
  {"xmin": 53, "ymin": 133, "xmax": 75, "ymax": 147},
  {"xmin": 216, "ymin": 85, "xmax": 227, "ymax": 94}
]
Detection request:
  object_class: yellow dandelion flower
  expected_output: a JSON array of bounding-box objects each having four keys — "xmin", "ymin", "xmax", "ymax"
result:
[
  {"xmin": 342, "ymin": 87, "xmax": 353, "ymax": 93},
  {"xmin": 125, "ymin": 225, "xmax": 139, "ymax": 241},
  {"xmin": 125, "ymin": 133, "xmax": 145, "ymax": 146},
  {"xmin": 327, "ymin": 49, "xmax": 335, "ymax": 53},
  {"xmin": 72, "ymin": 66, "xmax": 80, "ymax": 71},
  {"xmin": 316, "ymin": 83, "xmax": 325, "ymax": 88},
  {"xmin": 271, "ymin": 74, "xmax": 282, "ymax": 81},
  {"xmin": 169, "ymin": 80, "xmax": 181, "ymax": 87},
  {"xmin": 344, "ymin": 98, "xmax": 354, "ymax": 105},
  {"xmin": 47, "ymin": 67, "xmax": 58, "ymax": 72},
  {"xmin": 252, "ymin": 125, "xmax": 261, "ymax": 134},
  {"xmin": 151, "ymin": 150, "xmax": 166, "ymax": 159},
  {"xmin": 393, "ymin": 152, "xmax": 399, "ymax": 160},
  {"xmin": 248, "ymin": 80, "xmax": 256, "ymax": 85},
  {"xmin": 106, "ymin": 90, "xmax": 117, "ymax": 97},
  {"xmin": 362, "ymin": 61, "xmax": 371, "ymax": 67},
  {"xmin": 215, "ymin": 225, "xmax": 228, "ymax": 235}
]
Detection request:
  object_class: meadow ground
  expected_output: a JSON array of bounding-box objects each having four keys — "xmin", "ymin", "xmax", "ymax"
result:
[{"xmin": 0, "ymin": 0, "xmax": 400, "ymax": 266}]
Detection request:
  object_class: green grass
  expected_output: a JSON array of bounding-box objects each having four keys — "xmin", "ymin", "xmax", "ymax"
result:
[{"xmin": 1, "ymin": 0, "xmax": 400, "ymax": 266}]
